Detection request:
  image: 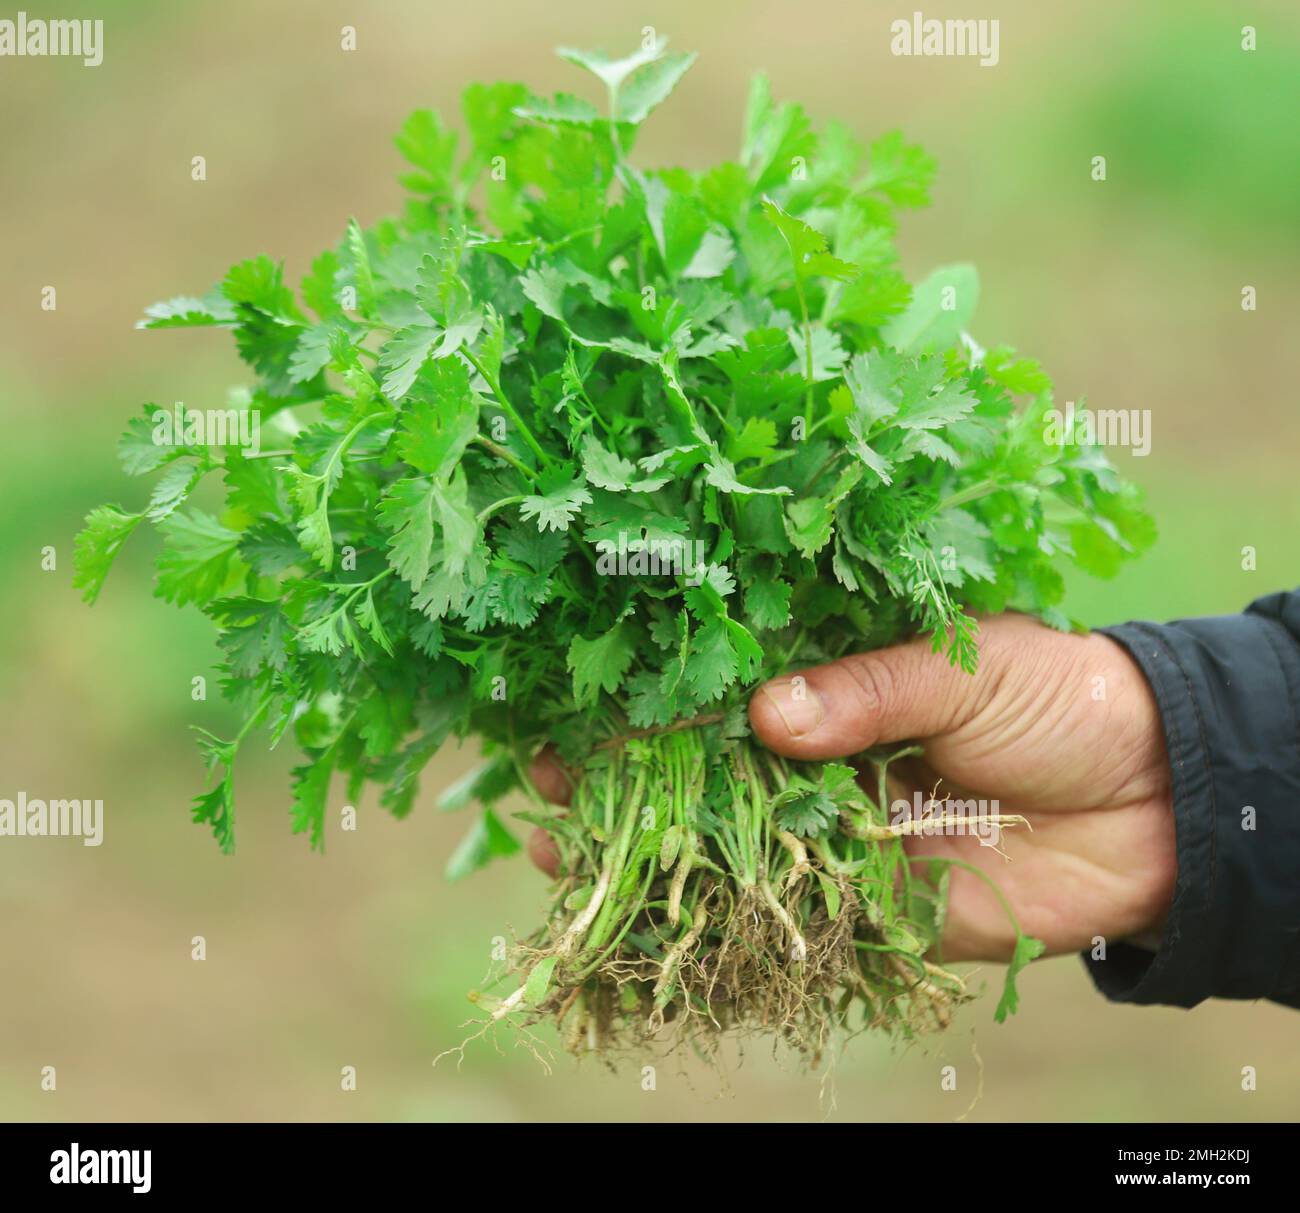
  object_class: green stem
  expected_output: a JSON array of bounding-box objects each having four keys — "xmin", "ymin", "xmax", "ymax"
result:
[
  {"xmin": 937, "ymin": 478, "xmax": 1001, "ymax": 513},
  {"xmin": 319, "ymin": 566, "xmax": 394, "ymax": 605},
  {"xmin": 602, "ymin": 762, "xmax": 615, "ymax": 839},
  {"xmin": 465, "ymin": 350, "xmax": 552, "ymax": 468},
  {"xmin": 477, "ymin": 495, "xmax": 527, "ymax": 524},
  {"xmin": 585, "ymin": 764, "xmax": 647, "ymax": 952},
  {"xmin": 472, "ymin": 434, "xmax": 539, "ymax": 484},
  {"xmin": 233, "ymin": 692, "xmax": 273, "ymax": 747},
  {"xmin": 911, "ymin": 853, "xmax": 1030, "ymax": 944},
  {"xmin": 572, "ymin": 861, "xmax": 656, "ymax": 982}
]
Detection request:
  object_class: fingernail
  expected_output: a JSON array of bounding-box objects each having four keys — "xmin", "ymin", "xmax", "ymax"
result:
[{"xmin": 760, "ymin": 680, "xmax": 825, "ymax": 739}]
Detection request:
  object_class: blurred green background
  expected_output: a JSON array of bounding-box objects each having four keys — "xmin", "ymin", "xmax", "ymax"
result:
[{"xmin": 2, "ymin": 0, "xmax": 1298, "ymax": 1121}]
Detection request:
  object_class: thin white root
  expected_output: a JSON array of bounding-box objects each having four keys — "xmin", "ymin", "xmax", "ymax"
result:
[
  {"xmin": 924, "ymin": 959, "xmax": 967, "ymax": 992},
  {"xmin": 853, "ymin": 812, "xmax": 1031, "ymax": 840},
  {"xmin": 555, "ymin": 862, "xmax": 612, "ymax": 956},
  {"xmin": 776, "ymin": 830, "xmax": 812, "ymax": 892},
  {"xmin": 667, "ymin": 854, "xmax": 691, "ymax": 926},
  {"xmin": 760, "ymin": 880, "xmax": 808, "ymax": 966},
  {"xmin": 490, "ymin": 983, "xmax": 529, "ymax": 1021},
  {"xmin": 653, "ymin": 925, "xmax": 701, "ymax": 1002},
  {"xmin": 648, "ymin": 922, "xmax": 702, "ymax": 1032}
]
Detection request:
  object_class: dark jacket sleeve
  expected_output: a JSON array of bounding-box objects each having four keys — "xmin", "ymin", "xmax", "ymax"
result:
[{"xmin": 1084, "ymin": 589, "xmax": 1300, "ymax": 1009}]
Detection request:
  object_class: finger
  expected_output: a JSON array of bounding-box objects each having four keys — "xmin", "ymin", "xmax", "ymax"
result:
[
  {"xmin": 527, "ymin": 826, "xmax": 561, "ymax": 878},
  {"xmin": 748, "ymin": 636, "xmax": 987, "ymax": 760},
  {"xmin": 528, "ymin": 745, "xmax": 573, "ymax": 806}
]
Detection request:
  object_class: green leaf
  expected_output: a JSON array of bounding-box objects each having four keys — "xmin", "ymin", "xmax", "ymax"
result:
[
  {"xmin": 816, "ymin": 871, "xmax": 842, "ymax": 919},
  {"xmin": 995, "ymin": 933, "xmax": 1047, "ymax": 1023},
  {"xmin": 239, "ymin": 521, "xmax": 304, "ymax": 575},
  {"xmin": 396, "ymin": 363, "xmax": 480, "ymax": 476},
  {"xmin": 986, "ymin": 347, "xmax": 1053, "ymax": 396},
  {"xmin": 379, "ymin": 323, "xmax": 440, "ymax": 399},
  {"xmin": 744, "ymin": 577, "xmax": 791, "ymax": 631},
  {"xmin": 788, "ymin": 325, "xmax": 847, "ymax": 381},
  {"xmin": 882, "ymin": 264, "xmax": 979, "ymax": 353},
  {"xmin": 463, "ymin": 81, "xmax": 529, "ymax": 149},
  {"xmin": 580, "ymin": 434, "xmax": 670, "ymax": 493},
  {"xmin": 445, "ymin": 807, "xmax": 521, "ymax": 881},
  {"xmin": 155, "ymin": 510, "xmax": 243, "ymax": 606},
  {"xmin": 568, "ymin": 620, "xmax": 638, "ymax": 708},
  {"xmin": 844, "ymin": 350, "xmax": 902, "ymax": 427},
  {"xmin": 898, "ymin": 379, "xmax": 978, "ymax": 431},
  {"xmin": 344, "ymin": 219, "xmax": 377, "ymax": 316},
  {"xmin": 301, "ymin": 250, "xmax": 342, "ymax": 319},
  {"xmin": 784, "ymin": 496, "xmax": 834, "ymax": 559},
  {"xmin": 73, "ymin": 506, "xmax": 142, "ymax": 604},
  {"xmin": 616, "ymin": 52, "xmax": 697, "ymax": 124},
  {"xmin": 772, "ymin": 787, "xmax": 837, "ymax": 837},
  {"xmin": 643, "ymin": 179, "xmax": 736, "ymax": 280},
  {"xmin": 761, "ymin": 198, "xmax": 858, "ymax": 283},
  {"xmin": 355, "ymin": 692, "xmax": 402, "ymax": 759},
  {"xmin": 192, "ymin": 777, "xmax": 236, "ymax": 855},
  {"xmin": 395, "ymin": 109, "xmax": 458, "ymax": 199},
  {"xmin": 137, "ymin": 292, "xmax": 237, "ymax": 330},
  {"xmin": 289, "ymin": 323, "xmax": 339, "ymax": 384},
  {"xmin": 742, "ymin": 75, "xmax": 815, "ymax": 190},
  {"xmin": 213, "ymin": 597, "xmax": 289, "ymax": 677},
  {"xmin": 521, "ymin": 471, "xmax": 593, "ymax": 532},
  {"xmin": 513, "ymin": 92, "xmax": 601, "ymax": 127},
  {"xmin": 705, "ymin": 455, "xmax": 790, "ymax": 496},
  {"xmin": 431, "ymin": 469, "xmax": 480, "ymax": 578},
  {"xmin": 523, "ymin": 954, "xmax": 560, "ymax": 1005},
  {"xmin": 223, "ymin": 255, "xmax": 303, "ymax": 322},
  {"xmin": 288, "ymin": 469, "xmax": 335, "ymax": 570},
  {"xmin": 726, "ymin": 417, "xmax": 778, "ymax": 465},
  {"xmin": 354, "ymin": 589, "xmax": 395, "ymax": 656},
  {"xmin": 558, "ymin": 38, "xmax": 667, "ymax": 91},
  {"xmin": 684, "ymin": 619, "xmax": 738, "ymax": 702},
  {"xmin": 291, "ymin": 753, "xmax": 335, "ymax": 851},
  {"xmin": 437, "ymin": 754, "xmax": 519, "ymax": 813},
  {"xmin": 117, "ymin": 406, "xmax": 180, "ymax": 475},
  {"xmin": 832, "ymin": 269, "xmax": 912, "ymax": 329},
  {"xmin": 864, "ymin": 130, "xmax": 937, "ymax": 207}
]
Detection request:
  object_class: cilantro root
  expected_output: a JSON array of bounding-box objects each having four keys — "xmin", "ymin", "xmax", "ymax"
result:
[
  {"xmin": 485, "ymin": 728, "xmax": 988, "ymax": 1056},
  {"xmin": 76, "ymin": 35, "xmax": 1151, "ymax": 1060}
]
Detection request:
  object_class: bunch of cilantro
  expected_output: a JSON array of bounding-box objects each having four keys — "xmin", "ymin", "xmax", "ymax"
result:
[{"xmin": 75, "ymin": 38, "xmax": 1153, "ymax": 1053}]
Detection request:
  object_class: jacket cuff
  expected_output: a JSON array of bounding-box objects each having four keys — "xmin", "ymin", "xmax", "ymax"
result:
[{"xmin": 1084, "ymin": 604, "xmax": 1300, "ymax": 1007}]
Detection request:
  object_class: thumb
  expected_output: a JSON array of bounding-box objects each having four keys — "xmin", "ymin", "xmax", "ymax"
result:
[{"xmin": 748, "ymin": 638, "xmax": 987, "ymax": 760}]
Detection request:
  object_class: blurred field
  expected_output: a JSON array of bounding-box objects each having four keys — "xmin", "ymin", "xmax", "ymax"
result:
[{"xmin": 1, "ymin": 0, "xmax": 1298, "ymax": 1121}]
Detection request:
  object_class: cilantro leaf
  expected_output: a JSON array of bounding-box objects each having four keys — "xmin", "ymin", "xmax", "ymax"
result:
[
  {"xmin": 995, "ymin": 933, "xmax": 1048, "ymax": 1023},
  {"xmin": 568, "ymin": 620, "xmax": 638, "ymax": 708},
  {"xmin": 73, "ymin": 506, "xmax": 142, "ymax": 604},
  {"xmin": 521, "ymin": 470, "xmax": 593, "ymax": 532},
  {"xmin": 155, "ymin": 510, "xmax": 243, "ymax": 606}
]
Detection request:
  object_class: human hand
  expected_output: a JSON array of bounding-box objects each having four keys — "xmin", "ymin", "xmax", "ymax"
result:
[{"xmin": 747, "ymin": 614, "xmax": 1176, "ymax": 962}]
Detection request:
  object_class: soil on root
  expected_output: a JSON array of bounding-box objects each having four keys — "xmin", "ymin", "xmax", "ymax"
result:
[{"xmin": 490, "ymin": 875, "xmax": 971, "ymax": 1066}]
